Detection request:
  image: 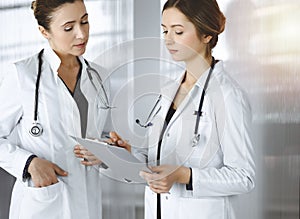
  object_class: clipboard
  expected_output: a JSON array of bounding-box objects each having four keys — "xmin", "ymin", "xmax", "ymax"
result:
[{"xmin": 72, "ymin": 136, "xmax": 151, "ymax": 184}]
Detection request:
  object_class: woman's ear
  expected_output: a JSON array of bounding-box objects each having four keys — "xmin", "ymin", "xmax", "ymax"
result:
[
  {"xmin": 38, "ymin": 25, "xmax": 50, "ymax": 40},
  {"xmin": 202, "ymin": 35, "xmax": 213, "ymax": 44}
]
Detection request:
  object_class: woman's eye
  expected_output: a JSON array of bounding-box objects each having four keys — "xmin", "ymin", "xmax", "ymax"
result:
[
  {"xmin": 175, "ymin": 31, "xmax": 183, "ymax": 35},
  {"xmin": 162, "ymin": 30, "xmax": 168, "ymax": 35},
  {"xmin": 64, "ymin": 26, "xmax": 72, "ymax": 32},
  {"xmin": 81, "ymin": 20, "xmax": 89, "ymax": 25}
]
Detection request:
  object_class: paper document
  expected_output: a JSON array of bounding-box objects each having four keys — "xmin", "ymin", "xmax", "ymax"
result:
[{"xmin": 73, "ymin": 136, "xmax": 150, "ymax": 184}]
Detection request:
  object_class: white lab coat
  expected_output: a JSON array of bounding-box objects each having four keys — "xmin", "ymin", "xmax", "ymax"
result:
[
  {"xmin": 0, "ymin": 46, "xmax": 109, "ymax": 219},
  {"xmin": 134, "ymin": 61, "xmax": 255, "ymax": 219}
]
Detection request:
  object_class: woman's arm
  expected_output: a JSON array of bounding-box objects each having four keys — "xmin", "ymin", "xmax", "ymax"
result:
[
  {"xmin": 0, "ymin": 65, "xmax": 34, "ymax": 180},
  {"xmin": 191, "ymin": 88, "xmax": 255, "ymax": 197},
  {"xmin": 0, "ymin": 64, "xmax": 67, "ymax": 186}
]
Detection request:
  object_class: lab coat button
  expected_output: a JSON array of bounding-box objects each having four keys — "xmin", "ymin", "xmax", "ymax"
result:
[
  {"xmin": 167, "ymin": 133, "xmax": 170, "ymax": 137},
  {"xmin": 165, "ymin": 196, "xmax": 168, "ymax": 200}
]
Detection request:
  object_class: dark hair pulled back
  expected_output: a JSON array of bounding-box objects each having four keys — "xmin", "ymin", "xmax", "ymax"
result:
[
  {"xmin": 163, "ymin": 0, "xmax": 226, "ymax": 54},
  {"xmin": 31, "ymin": 0, "xmax": 83, "ymax": 30}
]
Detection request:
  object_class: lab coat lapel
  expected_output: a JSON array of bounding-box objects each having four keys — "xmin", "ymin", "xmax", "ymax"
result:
[
  {"xmin": 148, "ymin": 75, "xmax": 182, "ymax": 155},
  {"xmin": 153, "ymin": 80, "xmax": 178, "ymax": 139},
  {"xmin": 167, "ymin": 87, "xmax": 197, "ymax": 129},
  {"xmin": 79, "ymin": 59, "xmax": 109, "ymax": 139},
  {"xmin": 43, "ymin": 49, "xmax": 82, "ymax": 138},
  {"xmin": 159, "ymin": 72, "xmax": 185, "ymax": 126},
  {"xmin": 165, "ymin": 67, "xmax": 211, "ymax": 132},
  {"xmin": 43, "ymin": 46, "xmax": 61, "ymax": 85},
  {"xmin": 78, "ymin": 57, "xmax": 90, "ymax": 97}
]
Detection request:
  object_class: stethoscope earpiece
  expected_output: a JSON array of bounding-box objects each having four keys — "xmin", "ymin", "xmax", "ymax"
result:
[{"xmin": 29, "ymin": 123, "xmax": 43, "ymax": 137}]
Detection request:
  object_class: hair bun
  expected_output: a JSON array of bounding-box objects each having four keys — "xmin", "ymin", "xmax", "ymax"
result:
[{"xmin": 218, "ymin": 13, "xmax": 226, "ymax": 34}]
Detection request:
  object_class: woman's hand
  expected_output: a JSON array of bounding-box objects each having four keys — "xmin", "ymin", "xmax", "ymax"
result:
[
  {"xmin": 28, "ymin": 157, "xmax": 68, "ymax": 187},
  {"xmin": 73, "ymin": 144, "xmax": 102, "ymax": 166},
  {"xmin": 139, "ymin": 165, "xmax": 191, "ymax": 194},
  {"xmin": 107, "ymin": 131, "xmax": 131, "ymax": 152}
]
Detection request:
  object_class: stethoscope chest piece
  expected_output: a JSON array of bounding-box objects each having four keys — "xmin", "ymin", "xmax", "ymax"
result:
[
  {"xmin": 29, "ymin": 122, "xmax": 43, "ymax": 137},
  {"xmin": 192, "ymin": 134, "xmax": 200, "ymax": 147}
]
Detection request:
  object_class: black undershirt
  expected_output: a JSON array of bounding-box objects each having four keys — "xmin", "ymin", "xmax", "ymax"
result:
[
  {"xmin": 156, "ymin": 104, "xmax": 176, "ymax": 219},
  {"xmin": 155, "ymin": 74, "xmax": 194, "ymax": 217}
]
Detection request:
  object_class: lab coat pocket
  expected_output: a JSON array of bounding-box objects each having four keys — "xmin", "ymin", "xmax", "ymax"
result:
[
  {"xmin": 176, "ymin": 113, "xmax": 211, "ymax": 167},
  {"xmin": 20, "ymin": 181, "xmax": 66, "ymax": 219},
  {"xmin": 191, "ymin": 118, "xmax": 213, "ymax": 167}
]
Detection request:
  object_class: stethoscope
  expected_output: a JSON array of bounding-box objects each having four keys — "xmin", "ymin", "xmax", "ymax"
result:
[
  {"xmin": 136, "ymin": 57, "xmax": 216, "ymax": 147},
  {"xmin": 135, "ymin": 94, "xmax": 162, "ymax": 128},
  {"xmin": 29, "ymin": 49, "xmax": 113, "ymax": 137}
]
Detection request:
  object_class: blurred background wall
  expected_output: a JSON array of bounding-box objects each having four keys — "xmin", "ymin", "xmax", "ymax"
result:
[
  {"xmin": 0, "ymin": 0, "xmax": 299, "ymax": 218},
  {"xmin": 219, "ymin": 1, "xmax": 300, "ymax": 218}
]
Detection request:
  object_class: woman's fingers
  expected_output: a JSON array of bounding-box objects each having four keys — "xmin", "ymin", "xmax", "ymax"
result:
[
  {"xmin": 74, "ymin": 145, "xmax": 88, "ymax": 158},
  {"xmin": 140, "ymin": 171, "xmax": 163, "ymax": 184},
  {"xmin": 140, "ymin": 166, "xmax": 177, "ymax": 194},
  {"xmin": 73, "ymin": 145, "xmax": 101, "ymax": 166},
  {"xmin": 108, "ymin": 131, "xmax": 131, "ymax": 152},
  {"xmin": 109, "ymin": 131, "xmax": 120, "ymax": 143},
  {"xmin": 81, "ymin": 159, "xmax": 101, "ymax": 166}
]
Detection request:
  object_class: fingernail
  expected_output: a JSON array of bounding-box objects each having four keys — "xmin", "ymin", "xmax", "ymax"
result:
[{"xmin": 118, "ymin": 140, "xmax": 123, "ymax": 145}]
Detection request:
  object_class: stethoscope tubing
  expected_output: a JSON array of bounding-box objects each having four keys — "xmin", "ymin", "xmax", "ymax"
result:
[
  {"xmin": 33, "ymin": 49, "xmax": 44, "ymax": 122},
  {"xmin": 136, "ymin": 57, "xmax": 216, "ymax": 147},
  {"xmin": 30, "ymin": 49, "xmax": 111, "ymax": 137},
  {"xmin": 194, "ymin": 57, "xmax": 216, "ymax": 136}
]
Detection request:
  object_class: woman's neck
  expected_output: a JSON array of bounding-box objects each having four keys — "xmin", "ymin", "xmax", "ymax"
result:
[
  {"xmin": 60, "ymin": 56, "xmax": 79, "ymax": 69},
  {"xmin": 52, "ymin": 49, "xmax": 79, "ymax": 68},
  {"xmin": 184, "ymin": 55, "xmax": 212, "ymax": 86}
]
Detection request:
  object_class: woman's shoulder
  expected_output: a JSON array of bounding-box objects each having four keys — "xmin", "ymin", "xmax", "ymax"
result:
[
  {"xmin": 211, "ymin": 61, "xmax": 250, "ymax": 107},
  {"xmin": 14, "ymin": 50, "xmax": 41, "ymax": 65},
  {"xmin": 13, "ymin": 51, "xmax": 42, "ymax": 77},
  {"xmin": 214, "ymin": 62, "xmax": 244, "ymax": 92}
]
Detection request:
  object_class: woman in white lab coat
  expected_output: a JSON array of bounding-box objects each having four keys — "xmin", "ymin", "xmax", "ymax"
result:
[
  {"xmin": 0, "ymin": 0, "xmax": 108, "ymax": 218},
  {"xmin": 104, "ymin": 0, "xmax": 256, "ymax": 219}
]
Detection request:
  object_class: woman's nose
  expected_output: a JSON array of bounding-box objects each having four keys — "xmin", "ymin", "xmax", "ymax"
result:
[
  {"xmin": 76, "ymin": 26, "xmax": 88, "ymax": 39},
  {"xmin": 164, "ymin": 33, "xmax": 174, "ymax": 45}
]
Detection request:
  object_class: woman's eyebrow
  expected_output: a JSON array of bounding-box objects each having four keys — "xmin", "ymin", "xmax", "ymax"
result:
[
  {"xmin": 61, "ymin": 13, "xmax": 88, "ymax": 26},
  {"xmin": 161, "ymin": 24, "xmax": 184, "ymax": 28}
]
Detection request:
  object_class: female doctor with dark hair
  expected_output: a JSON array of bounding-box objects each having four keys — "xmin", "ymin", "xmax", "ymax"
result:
[
  {"xmin": 78, "ymin": 0, "xmax": 256, "ymax": 218},
  {"xmin": 0, "ymin": 0, "xmax": 109, "ymax": 218}
]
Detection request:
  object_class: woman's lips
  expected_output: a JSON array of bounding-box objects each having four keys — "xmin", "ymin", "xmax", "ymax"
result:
[
  {"xmin": 168, "ymin": 49, "xmax": 178, "ymax": 54},
  {"xmin": 75, "ymin": 42, "xmax": 86, "ymax": 48}
]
